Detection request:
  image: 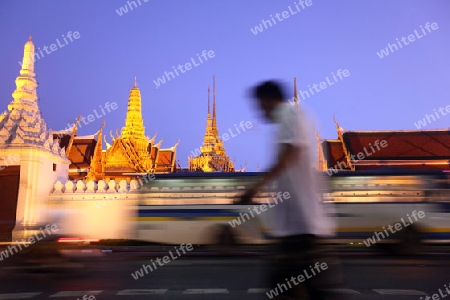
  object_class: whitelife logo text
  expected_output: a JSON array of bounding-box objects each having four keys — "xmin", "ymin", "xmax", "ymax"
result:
[
  {"xmin": 376, "ymin": 22, "xmax": 438, "ymax": 58},
  {"xmin": 363, "ymin": 210, "xmax": 425, "ymax": 247},
  {"xmin": 18, "ymin": 32, "xmax": 81, "ymax": 67}
]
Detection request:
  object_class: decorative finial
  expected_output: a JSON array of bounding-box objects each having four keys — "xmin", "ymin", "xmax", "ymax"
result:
[
  {"xmin": 134, "ymin": 76, "xmax": 137, "ymax": 88},
  {"xmin": 28, "ymin": 35, "xmax": 32, "ymax": 41},
  {"xmin": 207, "ymin": 86, "xmax": 211, "ymax": 115},
  {"xmin": 212, "ymin": 75, "xmax": 217, "ymax": 125}
]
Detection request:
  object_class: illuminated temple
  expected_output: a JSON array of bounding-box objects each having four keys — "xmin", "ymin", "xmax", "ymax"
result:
[
  {"xmin": 3, "ymin": 37, "xmax": 450, "ymax": 242},
  {"xmin": 188, "ymin": 76, "xmax": 235, "ymax": 172},
  {"xmin": 55, "ymin": 79, "xmax": 179, "ymax": 181},
  {"xmin": 317, "ymin": 117, "xmax": 450, "ymax": 171}
]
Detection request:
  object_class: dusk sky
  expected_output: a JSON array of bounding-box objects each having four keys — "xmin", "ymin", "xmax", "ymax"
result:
[{"xmin": 0, "ymin": 1, "xmax": 449, "ymax": 171}]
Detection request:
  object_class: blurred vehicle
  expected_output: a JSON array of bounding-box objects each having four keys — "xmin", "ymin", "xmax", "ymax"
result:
[
  {"xmin": 131, "ymin": 170, "xmax": 450, "ymax": 255},
  {"xmin": 0, "ymin": 234, "xmax": 103, "ymax": 276},
  {"xmin": 324, "ymin": 169, "xmax": 450, "ymax": 254}
]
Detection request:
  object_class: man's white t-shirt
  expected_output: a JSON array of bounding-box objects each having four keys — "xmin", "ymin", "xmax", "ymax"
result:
[{"xmin": 267, "ymin": 102, "xmax": 335, "ymax": 238}]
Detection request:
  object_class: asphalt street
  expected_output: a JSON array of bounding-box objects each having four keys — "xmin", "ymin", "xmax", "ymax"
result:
[{"xmin": 0, "ymin": 252, "xmax": 449, "ymax": 299}]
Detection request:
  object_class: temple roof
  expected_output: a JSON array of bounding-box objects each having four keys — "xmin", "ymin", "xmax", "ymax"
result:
[
  {"xmin": 149, "ymin": 146, "xmax": 158, "ymax": 161},
  {"xmin": 158, "ymin": 150, "xmax": 174, "ymax": 165},
  {"xmin": 75, "ymin": 134, "xmax": 97, "ymax": 139},
  {"xmin": 67, "ymin": 137, "xmax": 97, "ymax": 170},
  {"xmin": 343, "ymin": 130, "xmax": 450, "ymax": 160},
  {"xmin": 53, "ymin": 128, "xmax": 74, "ymax": 136},
  {"xmin": 322, "ymin": 139, "xmax": 345, "ymax": 167},
  {"xmin": 155, "ymin": 151, "xmax": 174, "ymax": 172},
  {"xmin": 322, "ymin": 129, "xmax": 450, "ymax": 171}
]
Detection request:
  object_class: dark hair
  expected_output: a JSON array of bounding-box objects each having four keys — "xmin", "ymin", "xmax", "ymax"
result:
[{"xmin": 252, "ymin": 80, "xmax": 285, "ymax": 101}]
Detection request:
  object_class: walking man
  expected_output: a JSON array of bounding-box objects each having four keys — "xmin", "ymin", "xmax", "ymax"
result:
[{"xmin": 236, "ymin": 80, "xmax": 342, "ymax": 299}]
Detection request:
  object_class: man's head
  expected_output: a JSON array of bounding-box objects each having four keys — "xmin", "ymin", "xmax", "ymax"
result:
[{"xmin": 251, "ymin": 80, "xmax": 286, "ymax": 122}]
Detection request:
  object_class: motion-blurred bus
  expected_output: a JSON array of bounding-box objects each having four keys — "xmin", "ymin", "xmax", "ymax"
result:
[{"xmin": 131, "ymin": 170, "xmax": 450, "ymax": 254}]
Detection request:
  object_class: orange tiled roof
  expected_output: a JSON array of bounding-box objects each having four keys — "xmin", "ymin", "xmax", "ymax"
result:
[
  {"xmin": 155, "ymin": 150, "xmax": 175, "ymax": 172},
  {"xmin": 150, "ymin": 146, "xmax": 158, "ymax": 161},
  {"xmin": 343, "ymin": 130, "xmax": 450, "ymax": 160},
  {"xmin": 67, "ymin": 138, "xmax": 96, "ymax": 170},
  {"xmin": 322, "ymin": 140, "xmax": 345, "ymax": 167},
  {"xmin": 322, "ymin": 130, "xmax": 450, "ymax": 170}
]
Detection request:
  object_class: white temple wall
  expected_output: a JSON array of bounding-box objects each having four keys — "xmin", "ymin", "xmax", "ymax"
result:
[
  {"xmin": 44, "ymin": 178, "xmax": 274, "ymax": 241},
  {"xmin": 47, "ymin": 180, "xmax": 140, "ymax": 239},
  {"xmin": 0, "ymin": 148, "xmax": 69, "ymax": 230},
  {"xmin": 34, "ymin": 149, "xmax": 70, "ymax": 224},
  {"xmin": 47, "ymin": 197, "xmax": 138, "ymax": 240}
]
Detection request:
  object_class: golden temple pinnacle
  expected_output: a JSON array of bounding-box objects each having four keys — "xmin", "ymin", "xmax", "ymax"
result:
[
  {"xmin": 86, "ymin": 78, "xmax": 179, "ymax": 181},
  {"xmin": 207, "ymin": 86, "xmax": 211, "ymax": 118},
  {"xmin": 188, "ymin": 75, "xmax": 234, "ymax": 172},
  {"xmin": 122, "ymin": 79, "xmax": 145, "ymax": 140},
  {"xmin": 212, "ymin": 74, "xmax": 218, "ymax": 135}
]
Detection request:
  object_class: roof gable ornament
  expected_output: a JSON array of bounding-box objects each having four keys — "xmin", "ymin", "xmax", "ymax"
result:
[
  {"xmin": 314, "ymin": 128, "xmax": 327, "ymax": 171},
  {"xmin": 154, "ymin": 139, "xmax": 163, "ymax": 148},
  {"xmin": 171, "ymin": 139, "xmax": 180, "ymax": 150},
  {"xmin": 333, "ymin": 114, "xmax": 354, "ymax": 171}
]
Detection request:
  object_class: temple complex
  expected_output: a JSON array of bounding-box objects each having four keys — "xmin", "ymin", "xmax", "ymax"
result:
[
  {"xmin": 188, "ymin": 76, "xmax": 235, "ymax": 172},
  {"xmin": 318, "ymin": 117, "xmax": 450, "ymax": 172},
  {"xmin": 2, "ymin": 37, "xmax": 450, "ymax": 242},
  {"xmin": 55, "ymin": 79, "xmax": 180, "ymax": 181},
  {"xmin": 88, "ymin": 79, "xmax": 179, "ymax": 181}
]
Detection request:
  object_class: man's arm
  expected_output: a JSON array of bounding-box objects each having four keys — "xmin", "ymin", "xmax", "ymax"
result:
[
  {"xmin": 254, "ymin": 143, "xmax": 299, "ymax": 191},
  {"xmin": 237, "ymin": 143, "xmax": 300, "ymax": 203}
]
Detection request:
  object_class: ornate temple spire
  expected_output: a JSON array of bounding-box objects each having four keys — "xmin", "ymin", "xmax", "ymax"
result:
[
  {"xmin": 11, "ymin": 36, "xmax": 38, "ymax": 111},
  {"xmin": 189, "ymin": 76, "xmax": 233, "ymax": 172},
  {"xmin": 207, "ymin": 86, "xmax": 211, "ymax": 119},
  {"xmin": 201, "ymin": 82, "xmax": 218, "ymax": 153},
  {"xmin": 212, "ymin": 75, "xmax": 217, "ymax": 132},
  {"xmin": 121, "ymin": 78, "xmax": 146, "ymax": 140},
  {"xmin": 20, "ymin": 36, "xmax": 36, "ymax": 77},
  {"xmin": 206, "ymin": 86, "xmax": 212, "ymax": 130},
  {"xmin": 0, "ymin": 37, "xmax": 66, "ymax": 158}
]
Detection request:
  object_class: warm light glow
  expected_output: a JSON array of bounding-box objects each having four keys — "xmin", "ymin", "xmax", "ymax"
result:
[
  {"xmin": 0, "ymin": 241, "xmax": 31, "ymax": 245},
  {"xmin": 57, "ymin": 238, "xmax": 100, "ymax": 243}
]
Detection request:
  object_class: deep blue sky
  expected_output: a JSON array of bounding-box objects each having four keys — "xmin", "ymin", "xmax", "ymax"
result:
[{"xmin": 1, "ymin": 1, "xmax": 449, "ymax": 171}]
